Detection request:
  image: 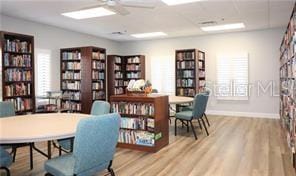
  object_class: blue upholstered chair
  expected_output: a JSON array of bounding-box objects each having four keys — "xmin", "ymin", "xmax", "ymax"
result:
[
  {"xmin": 175, "ymin": 93, "xmax": 209, "ymax": 140},
  {"xmin": 0, "ymin": 101, "xmax": 15, "ymax": 118},
  {"xmin": 57, "ymin": 101, "xmax": 111, "ymax": 154},
  {"xmin": 0, "ymin": 147, "xmax": 13, "ymax": 176},
  {"xmin": 45, "ymin": 113, "xmax": 120, "ymax": 176}
]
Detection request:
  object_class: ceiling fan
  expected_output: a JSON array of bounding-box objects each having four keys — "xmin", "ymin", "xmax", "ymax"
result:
[{"xmin": 97, "ymin": 0, "xmax": 156, "ymax": 16}]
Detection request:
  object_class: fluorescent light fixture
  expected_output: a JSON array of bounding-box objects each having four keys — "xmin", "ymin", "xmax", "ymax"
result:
[
  {"xmin": 161, "ymin": 0, "xmax": 202, "ymax": 6},
  {"xmin": 131, "ymin": 32, "xmax": 167, "ymax": 38},
  {"xmin": 201, "ymin": 23, "xmax": 245, "ymax": 32},
  {"xmin": 62, "ymin": 7, "xmax": 115, "ymax": 19}
]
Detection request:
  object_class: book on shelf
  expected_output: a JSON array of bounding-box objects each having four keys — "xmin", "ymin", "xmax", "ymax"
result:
[
  {"xmin": 62, "ymin": 62, "xmax": 81, "ymax": 70},
  {"xmin": 92, "ymin": 51, "xmax": 105, "ymax": 60},
  {"xmin": 126, "ymin": 64, "xmax": 141, "ymax": 71},
  {"xmin": 6, "ymin": 98, "xmax": 32, "ymax": 111},
  {"xmin": 114, "ymin": 56, "xmax": 122, "ymax": 63},
  {"xmin": 92, "ymin": 61, "xmax": 105, "ymax": 70},
  {"xmin": 115, "ymin": 72, "xmax": 123, "ymax": 79},
  {"xmin": 62, "ymin": 71, "xmax": 81, "ymax": 80},
  {"xmin": 4, "ymin": 83, "xmax": 31, "ymax": 97},
  {"xmin": 176, "ymin": 51, "xmax": 194, "ymax": 61},
  {"xmin": 4, "ymin": 53, "xmax": 31, "ymax": 67},
  {"xmin": 118, "ymin": 129, "xmax": 155, "ymax": 146},
  {"xmin": 126, "ymin": 72, "xmax": 140, "ymax": 79},
  {"xmin": 92, "ymin": 71, "xmax": 104, "ymax": 80},
  {"xmin": 127, "ymin": 56, "xmax": 140, "ymax": 64},
  {"xmin": 114, "ymin": 88, "xmax": 124, "ymax": 94},
  {"xmin": 177, "ymin": 88, "xmax": 195, "ymax": 97},
  {"xmin": 4, "ymin": 69, "xmax": 32, "ymax": 82},
  {"xmin": 198, "ymin": 52, "xmax": 205, "ymax": 60},
  {"xmin": 177, "ymin": 70, "xmax": 194, "ymax": 78},
  {"xmin": 92, "ymin": 81, "xmax": 104, "ymax": 90},
  {"xmin": 62, "ymin": 91, "xmax": 81, "ymax": 101},
  {"xmin": 62, "ymin": 81, "xmax": 81, "ymax": 90},
  {"xmin": 62, "ymin": 51, "xmax": 81, "ymax": 60},
  {"xmin": 61, "ymin": 101, "xmax": 81, "ymax": 111},
  {"xmin": 112, "ymin": 102, "xmax": 155, "ymax": 116},
  {"xmin": 176, "ymin": 61, "xmax": 195, "ymax": 69},
  {"xmin": 114, "ymin": 80, "xmax": 124, "ymax": 87},
  {"xmin": 4, "ymin": 39, "xmax": 32, "ymax": 53},
  {"xmin": 93, "ymin": 91, "xmax": 105, "ymax": 100},
  {"xmin": 176, "ymin": 79, "xmax": 194, "ymax": 87},
  {"xmin": 121, "ymin": 117, "xmax": 146, "ymax": 130}
]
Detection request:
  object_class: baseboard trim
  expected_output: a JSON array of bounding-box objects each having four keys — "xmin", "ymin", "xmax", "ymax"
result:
[{"xmin": 206, "ymin": 110, "xmax": 279, "ymax": 119}]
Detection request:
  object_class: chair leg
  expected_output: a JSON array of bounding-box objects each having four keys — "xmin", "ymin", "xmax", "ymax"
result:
[
  {"xmin": 186, "ymin": 121, "xmax": 189, "ymax": 132},
  {"xmin": 189, "ymin": 121, "xmax": 197, "ymax": 140},
  {"xmin": 108, "ymin": 160, "xmax": 115, "ymax": 176},
  {"xmin": 12, "ymin": 147, "xmax": 17, "ymax": 162},
  {"xmin": 45, "ymin": 173, "xmax": 54, "ymax": 176},
  {"xmin": 204, "ymin": 113, "xmax": 210, "ymax": 126},
  {"xmin": 197, "ymin": 119, "xmax": 202, "ymax": 130},
  {"xmin": 201, "ymin": 118, "xmax": 209, "ymax": 136},
  {"xmin": 59, "ymin": 146, "xmax": 62, "ymax": 156},
  {"xmin": 30, "ymin": 143, "xmax": 34, "ymax": 170},
  {"xmin": 0, "ymin": 167, "xmax": 10, "ymax": 176},
  {"xmin": 174, "ymin": 118, "xmax": 178, "ymax": 136}
]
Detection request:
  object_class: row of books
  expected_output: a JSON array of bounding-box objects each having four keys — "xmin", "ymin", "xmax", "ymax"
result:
[
  {"xmin": 115, "ymin": 80, "xmax": 124, "ymax": 87},
  {"xmin": 62, "ymin": 91, "xmax": 81, "ymax": 101},
  {"xmin": 114, "ymin": 65, "xmax": 121, "ymax": 71},
  {"xmin": 4, "ymin": 39, "xmax": 32, "ymax": 53},
  {"xmin": 199, "ymin": 61, "xmax": 204, "ymax": 69},
  {"xmin": 126, "ymin": 72, "xmax": 140, "ymax": 79},
  {"xmin": 92, "ymin": 52, "xmax": 105, "ymax": 60},
  {"xmin": 5, "ymin": 69, "xmax": 32, "ymax": 82},
  {"xmin": 176, "ymin": 79, "xmax": 194, "ymax": 87},
  {"xmin": 6, "ymin": 98, "xmax": 32, "ymax": 112},
  {"xmin": 62, "ymin": 101, "xmax": 81, "ymax": 111},
  {"xmin": 199, "ymin": 71, "xmax": 205, "ymax": 78},
  {"xmin": 4, "ymin": 83, "xmax": 31, "ymax": 97},
  {"xmin": 92, "ymin": 81, "xmax": 104, "ymax": 90},
  {"xmin": 112, "ymin": 102, "xmax": 155, "ymax": 116},
  {"xmin": 114, "ymin": 56, "xmax": 122, "ymax": 64},
  {"xmin": 62, "ymin": 81, "xmax": 81, "ymax": 90},
  {"xmin": 177, "ymin": 88, "xmax": 195, "ymax": 97},
  {"xmin": 115, "ymin": 72, "xmax": 123, "ymax": 79},
  {"xmin": 114, "ymin": 87, "xmax": 124, "ymax": 95},
  {"xmin": 118, "ymin": 130, "xmax": 155, "ymax": 146},
  {"xmin": 4, "ymin": 53, "xmax": 31, "ymax": 67},
  {"xmin": 93, "ymin": 91, "xmax": 105, "ymax": 100},
  {"xmin": 92, "ymin": 71, "xmax": 104, "ymax": 80},
  {"xmin": 62, "ymin": 62, "xmax": 81, "ymax": 70},
  {"xmin": 121, "ymin": 117, "xmax": 154, "ymax": 130},
  {"xmin": 92, "ymin": 61, "xmax": 105, "ymax": 70},
  {"xmin": 280, "ymin": 58, "xmax": 296, "ymax": 78},
  {"xmin": 126, "ymin": 64, "xmax": 141, "ymax": 71},
  {"xmin": 176, "ymin": 61, "xmax": 195, "ymax": 69},
  {"xmin": 127, "ymin": 57, "xmax": 140, "ymax": 64},
  {"xmin": 177, "ymin": 70, "xmax": 194, "ymax": 78},
  {"xmin": 62, "ymin": 51, "xmax": 81, "ymax": 60},
  {"xmin": 176, "ymin": 52, "xmax": 195, "ymax": 61},
  {"xmin": 198, "ymin": 52, "xmax": 205, "ymax": 60},
  {"xmin": 62, "ymin": 72, "xmax": 81, "ymax": 80}
]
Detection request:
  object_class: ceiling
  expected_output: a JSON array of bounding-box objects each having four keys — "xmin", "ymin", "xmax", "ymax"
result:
[{"xmin": 0, "ymin": 0, "xmax": 294, "ymax": 41}]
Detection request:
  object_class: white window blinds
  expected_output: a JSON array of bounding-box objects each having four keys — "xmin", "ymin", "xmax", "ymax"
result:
[
  {"xmin": 216, "ymin": 53, "xmax": 249, "ymax": 100},
  {"xmin": 151, "ymin": 56, "xmax": 175, "ymax": 95},
  {"xmin": 36, "ymin": 49, "xmax": 51, "ymax": 96}
]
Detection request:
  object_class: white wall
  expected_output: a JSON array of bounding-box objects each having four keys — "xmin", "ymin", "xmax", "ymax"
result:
[
  {"xmin": 118, "ymin": 28, "xmax": 284, "ymax": 117},
  {"xmin": 0, "ymin": 14, "xmax": 121, "ymax": 92}
]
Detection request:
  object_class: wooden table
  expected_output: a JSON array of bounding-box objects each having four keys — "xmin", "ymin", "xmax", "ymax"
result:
[{"xmin": 0, "ymin": 113, "xmax": 89, "ymax": 169}]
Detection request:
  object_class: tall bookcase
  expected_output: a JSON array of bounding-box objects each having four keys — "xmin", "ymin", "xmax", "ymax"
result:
[
  {"xmin": 279, "ymin": 3, "xmax": 296, "ymax": 169},
  {"xmin": 175, "ymin": 49, "xmax": 206, "ymax": 98},
  {"xmin": 110, "ymin": 94, "xmax": 169, "ymax": 152},
  {"xmin": 0, "ymin": 31, "xmax": 35, "ymax": 114},
  {"xmin": 107, "ymin": 55, "xmax": 145, "ymax": 99},
  {"xmin": 61, "ymin": 46, "xmax": 106, "ymax": 114}
]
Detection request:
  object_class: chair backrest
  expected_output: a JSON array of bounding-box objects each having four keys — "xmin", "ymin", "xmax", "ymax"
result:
[
  {"xmin": 73, "ymin": 113, "xmax": 120, "ymax": 175},
  {"xmin": 0, "ymin": 101, "xmax": 15, "ymax": 118},
  {"xmin": 192, "ymin": 93, "xmax": 208, "ymax": 119},
  {"xmin": 152, "ymin": 89, "xmax": 158, "ymax": 93},
  {"xmin": 90, "ymin": 101, "xmax": 110, "ymax": 115},
  {"xmin": 0, "ymin": 146, "xmax": 12, "ymax": 167}
]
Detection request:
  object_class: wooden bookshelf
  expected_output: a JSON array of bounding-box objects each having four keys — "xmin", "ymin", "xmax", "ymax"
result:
[
  {"xmin": 110, "ymin": 94, "xmax": 169, "ymax": 152},
  {"xmin": 61, "ymin": 46, "xmax": 106, "ymax": 114},
  {"xmin": 107, "ymin": 55, "xmax": 145, "ymax": 99},
  {"xmin": 0, "ymin": 31, "xmax": 35, "ymax": 114},
  {"xmin": 175, "ymin": 49, "xmax": 206, "ymax": 98},
  {"xmin": 279, "ymin": 2, "xmax": 296, "ymax": 169}
]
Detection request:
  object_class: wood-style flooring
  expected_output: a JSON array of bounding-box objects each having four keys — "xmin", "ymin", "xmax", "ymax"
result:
[{"xmin": 1, "ymin": 115, "xmax": 296, "ymax": 176}]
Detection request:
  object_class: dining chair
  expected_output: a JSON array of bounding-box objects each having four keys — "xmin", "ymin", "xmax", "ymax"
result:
[
  {"xmin": 45, "ymin": 113, "xmax": 120, "ymax": 176},
  {"xmin": 175, "ymin": 93, "xmax": 209, "ymax": 140},
  {"xmin": 56, "ymin": 101, "xmax": 111, "ymax": 155},
  {"xmin": 0, "ymin": 147, "xmax": 13, "ymax": 176}
]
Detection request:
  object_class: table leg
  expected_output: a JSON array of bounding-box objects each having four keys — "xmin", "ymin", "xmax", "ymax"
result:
[
  {"xmin": 30, "ymin": 143, "xmax": 33, "ymax": 170},
  {"xmin": 47, "ymin": 141, "xmax": 51, "ymax": 159}
]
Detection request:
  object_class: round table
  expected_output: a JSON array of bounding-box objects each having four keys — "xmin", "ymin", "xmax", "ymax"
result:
[
  {"xmin": 0, "ymin": 113, "xmax": 90, "ymax": 169},
  {"xmin": 169, "ymin": 95, "xmax": 194, "ymax": 105}
]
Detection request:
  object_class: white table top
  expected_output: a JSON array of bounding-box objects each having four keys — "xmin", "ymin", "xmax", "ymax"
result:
[
  {"xmin": 169, "ymin": 96, "xmax": 194, "ymax": 104},
  {"xmin": 0, "ymin": 113, "xmax": 90, "ymax": 144}
]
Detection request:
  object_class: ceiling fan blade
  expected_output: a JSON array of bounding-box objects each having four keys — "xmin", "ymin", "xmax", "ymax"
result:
[
  {"xmin": 120, "ymin": 0, "xmax": 156, "ymax": 9},
  {"xmin": 107, "ymin": 3, "xmax": 130, "ymax": 16}
]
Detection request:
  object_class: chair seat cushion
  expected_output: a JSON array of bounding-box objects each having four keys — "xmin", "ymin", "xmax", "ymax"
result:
[
  {"xmin": 175, "ymin": 111, "xmax": 193, "ymax": 120},
  {"xmin": 182, "ymin": 106, "xmax": 193, "ymax": 111},
  {"xmin": 0, "ymin": 147, "xmax": 12, "ymax": 167},
  {"xmin": 44, "ymin": 154, "xmax": 75, "ymax": 176},
  {"xmin": 57, "ymin": 138, "xmax": 72, "ymax": 151}
]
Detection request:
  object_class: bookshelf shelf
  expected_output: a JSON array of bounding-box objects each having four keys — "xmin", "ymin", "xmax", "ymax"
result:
[
  {"xmin": 110, "ymin": 94, "xmax": 169, "ymax": 152},
  {"xmin": 107, "ymin": 55, "xmax": 145, "ymax": 99},
  {"xmin": 175, "ymin": 49, "xmax": 206, "ymax": 100},
  {"xmin": 1, "ymin": 31, "xmax": 35, "ymax": 114},
  {"xmin": 279, "ymin": 2, "xmax": 296, "ymax": 169},
  {"xmin": 60, "ymin": 46, "xmax": 106, "ymax": 114}
]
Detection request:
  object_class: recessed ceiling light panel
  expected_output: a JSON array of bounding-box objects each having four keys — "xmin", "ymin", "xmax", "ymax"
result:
[
  {"xmin": 161, "ymin": 0, "xmax": 202, "ymax": 6},
  {"xmin": 201, "ymin": 23, "xmax": 245, "ymax": 32},
  {"xmin": 131, "ymin": 32, "xmax": 167, "ymax": 38},
  {"xmin": 62, "ymin": 7, "xmax": 116, "ymax": 20}
]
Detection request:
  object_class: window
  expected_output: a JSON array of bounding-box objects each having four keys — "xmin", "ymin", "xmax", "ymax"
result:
[
  {"xmin": 151, "ymin": 56, "xmax": 175, "ymax": 95},
  {"xmin": 216, "ymin": 53, "xmax": 249, "ymax": 100},
  {"xmin": 36, "ymin": 49, "xmax": 51, "ymax": 96}
]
